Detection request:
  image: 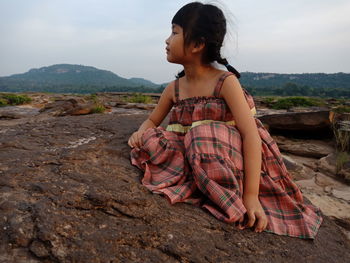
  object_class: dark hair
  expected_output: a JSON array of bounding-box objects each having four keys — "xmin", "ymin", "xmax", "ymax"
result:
[{"xmin": 171, "ymin": 2, "xmax": 240, "ymax": 79}]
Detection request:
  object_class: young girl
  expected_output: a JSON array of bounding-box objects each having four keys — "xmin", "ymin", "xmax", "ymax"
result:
[{"xmin": 128, "ymin": 2, "xmax": 323, "ymax": 239}]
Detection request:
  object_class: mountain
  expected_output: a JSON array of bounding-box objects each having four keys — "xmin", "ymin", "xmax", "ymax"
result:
[
  {"xmin": 0, "ymin": 64, "xmax": 349, "ymax": 96},
  {"xmin": 0, "ymin": 64, "xmax": 159, "ymax": 93},
  {"xmin": 128, "ymin": 78, "xmax": 158, "ymax": 88}
]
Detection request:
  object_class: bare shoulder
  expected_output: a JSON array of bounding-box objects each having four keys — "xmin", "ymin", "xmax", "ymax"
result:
[
  {"xmin": 162, "ymin": 80, "xmax": 176, "ymax": 103},
  {"xmin": 220, "ymin": 73, "xmax": 243, "ymax": 97}
]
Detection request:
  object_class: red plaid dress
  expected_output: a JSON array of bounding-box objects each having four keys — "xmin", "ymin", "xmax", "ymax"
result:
[{"xmin": 130, "ymin": 72, "xmax": 323, "ymax": 239}]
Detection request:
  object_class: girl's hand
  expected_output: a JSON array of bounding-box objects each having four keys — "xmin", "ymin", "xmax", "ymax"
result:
[
  {"xmin": 240, "ymin": 194, "xmax": 268, "ymax": 233},
  {"xmin": 128, "ymin": 130, "xmax": 144, "ymax": 148}
]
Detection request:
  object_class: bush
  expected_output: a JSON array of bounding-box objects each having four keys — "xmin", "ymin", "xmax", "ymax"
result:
[
  {"xmin": 91, "ymin": 105, "xmax": 106, "ymax": 114},
  {"xmin": 261, "ymin": 96, "xmax": 278, "ymax": 107},
  {"xmin": 271, "ymin": 96, "xmax": 324, "ymax": 110},
  {"xmin": 124, "ymin": 93, "xmax": 153, "ymax": 104},
  {"xmin": 86, "ymin": 94, "xmax": 99, "ymax": 103},
  {"xmin": 0, "ymin": 94, "xmax": 32, "ymax": 105},
  {"xmin": 332, "ymin": 106, "xmax": 350, "ymax": 113},
  {"xmin": 336, "ymin": 151, "xmax": 350, "ymax": 173},
  {"xmin": 0, "ymin": 98, "xmax": 8, "ymax": 107}
]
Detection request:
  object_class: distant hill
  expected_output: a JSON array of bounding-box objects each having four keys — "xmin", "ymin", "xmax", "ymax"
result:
[
  {"xmin": 0, "ymin": 64, "xmax": 349, "ymax": 97},
  {"xmin": 128, "ymin": 77, "xmax": 158, "ymax": 87},
  {"xmin": 0, "ymin": 64, "xmax": 159, "ymax": 93},
  {"xmin": 240, "ymin": 72, "xmax": 350, "ymax": 89}
]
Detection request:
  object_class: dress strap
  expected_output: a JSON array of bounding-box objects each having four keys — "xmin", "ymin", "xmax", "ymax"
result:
[
  {"xmin": 174, "ymin": 78, "xmax": 180, "ymax": 103},
  {"xmin": 213, "ymin": 72, "xmax": 234, "ymax": 98}
]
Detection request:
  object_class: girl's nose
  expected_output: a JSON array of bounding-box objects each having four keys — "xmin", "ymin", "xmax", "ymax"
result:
[{"xmin": 165, "ymin": 36, "xmax": 170, "ymax": 45}]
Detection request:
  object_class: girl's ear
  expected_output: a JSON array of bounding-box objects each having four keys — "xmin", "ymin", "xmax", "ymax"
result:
[{"xmin": 191, "ymin": 38, "xmax": 206, "ymax": 53}]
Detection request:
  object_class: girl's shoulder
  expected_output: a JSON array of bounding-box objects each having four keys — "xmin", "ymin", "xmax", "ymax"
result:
[{"xmin": 162, "ymin": 79, "xmax": 177, "ymax": 104}]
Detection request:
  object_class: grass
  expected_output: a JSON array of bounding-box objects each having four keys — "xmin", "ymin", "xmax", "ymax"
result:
[
  {"xmin": 85, "ymin": 94, "xmax": 106, "ymax": 114},
  {"xmin": 0, "ymin": 93, "xmax": 32, "ymax": 107},
  {"xmin": 86, "ymin": 94, "xmax": 99, "ymax": 104},
  {"xmin": 91, "ymin": 105, "xmax": 106, "ymax": 114},
  {"xmin": 332, "ymin": 121, "xmax": 350, "ymax": 153},
  {"xmin": 261, "ymin": 96, "xmax": 278, "ymax": 107},
  {"xmin": 266, "ymin": 96, "xmax": 325, "ymax": 110},
  {"xmin": 332, "ymin": 105, "xmax": 350, "ymax": 113},
  {"xmin": 336, "ymin": 151, "xmax": 350, "ymax": 174},
  {"xmin": 123, "ymin": 93, "xmax": 153, "ymax": 104},
  {"xmin": 0, "ymin": 98, "xmax": 8, "ymax": 107}
]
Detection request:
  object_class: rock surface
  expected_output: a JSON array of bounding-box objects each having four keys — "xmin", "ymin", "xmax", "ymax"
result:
[
  {"xmin": 258, "ymin": 110, "xmax": 332, "ymax": 136},
  {"xmin": 0, "ymin": 95, "xmax": 350, "ymax": 262}
]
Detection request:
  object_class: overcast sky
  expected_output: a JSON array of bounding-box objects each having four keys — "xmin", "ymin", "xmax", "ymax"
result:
[{"xmin": 0, "ymin": 0, "xmax": 349, "ymax": 83}]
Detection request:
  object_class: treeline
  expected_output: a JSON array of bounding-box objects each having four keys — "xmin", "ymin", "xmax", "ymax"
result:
[
  {"xmin": 0, "ymin": 82, "xmax": 349, "ymax": 98},
  {"xmin": 241, "ymin": 72, "xmax": 350, "ymax": 89},
  {"xmin": 0, "ymin": 85, "xmax": 166, "ymax": 94},
  {"xmin": 244, "ymin": 82, "xmax": 350, "ymax": 98}
]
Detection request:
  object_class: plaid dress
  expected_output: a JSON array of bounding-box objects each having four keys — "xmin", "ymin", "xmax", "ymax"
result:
[{"xmin": 130, "ymin": 72, "xmax": 323, "ymax": 239}]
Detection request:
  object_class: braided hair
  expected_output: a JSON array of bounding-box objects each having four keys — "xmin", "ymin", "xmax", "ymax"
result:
[{"xmin": 171, "ymin": 2, "xmax": 240, "ymax": 79}]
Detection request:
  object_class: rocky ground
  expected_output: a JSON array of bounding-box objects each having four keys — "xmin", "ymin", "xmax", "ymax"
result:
[{"xmin": 0, "ymin": 93, "xmax": 349, "ymax": 263}]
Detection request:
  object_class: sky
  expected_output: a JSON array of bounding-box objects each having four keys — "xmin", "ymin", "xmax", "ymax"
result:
[{"xmin": 0, "ymin": 0, "xmax": 349, "ymax": 84}]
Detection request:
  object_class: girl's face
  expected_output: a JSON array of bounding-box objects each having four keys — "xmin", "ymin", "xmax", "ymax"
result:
[{"xmin": 165, "ymin": 24, "xmax": 188, "ymax": 64}]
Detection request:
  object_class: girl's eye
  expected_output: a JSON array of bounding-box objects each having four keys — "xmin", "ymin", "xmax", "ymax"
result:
[{"xmin": 172, "ymin": 31, "xmax": 177, "ymax": 35}]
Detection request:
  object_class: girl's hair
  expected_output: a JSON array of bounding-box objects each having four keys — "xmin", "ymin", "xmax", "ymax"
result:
[{"xmin": 172, "ymin": 2, "xmax": 241, "ymax": 79}]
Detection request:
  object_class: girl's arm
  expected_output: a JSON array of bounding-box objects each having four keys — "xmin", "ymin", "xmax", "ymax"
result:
[
  {"xmin": 138, "ymin": 81, "xmax": 175, "ymax": 131},
  {"xmin": 220, "ymin": 75, "xmax": 262, "ymax": 197},
  {"xmin": 128, "ymin": 81, "xmax": 174, "ymax": 148},
  {"xmin": 221, "ymin": 74, "xmax": 267, "ymax": 232}
]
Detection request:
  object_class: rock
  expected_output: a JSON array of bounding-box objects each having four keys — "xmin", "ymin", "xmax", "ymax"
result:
[
  {"xmin": 115, "ymin": 101, "xmax": 128, "ymax": 107},
  {"xmin": 295, "ymin": 177, "xmax": 324, "ymax": 194},
  {"xmin": 317, "ymin": 152, "xmax": 350, "ymax": 184},
  {"xmin": 29, "ymin": 240, "xmax": 50, "ymax": 258},
  {"xmin": 136, "ymin": 103, "xmax": 156, "ymax": 110},
  {"xmin": 282, "ymin": 154, "xmax": 315, "ymax": 180},
  {"xmin": 315, "ymin": 172, "xmax": 345, "ymax": 188},
  {"xmin": 0, "ymin": 106, "xmax": 40, "ymax": 119},
  {"xmin": 63, "ymin": 102, "xmax": 96, "ymax": 116},
  {"xmin": 301, "ymin": 190, "xmax": 350, "ymax": 229},
  {"xmin": 39, "ymin": 98, "xmax": 103, "ymax": 116},
  {"xmin": 277, "ymin": 139, "xmax": 334, "ymax": 158},
  {"xmin": 39, "ymin": 98, "xmax": 79, "ymax": 115},
  {"xmin": 332, "ymin": 188, "xmax": 350, "ymax": 203},
  {"xmin": 317, "ymin": 153, "xmax": 337, "ymax": 176},
  {"xmin": 287, "ymin": 106, "xmax": 330, "ymax": 113},
  {"xmin": 0, "ymin": 109, "xmax": 349, "ymax": 262},
  {"xmin": 120, "ymin": 103, "xmax": 156, "ymax": 110},
  {"xmin": 258, "ymin": 110, "xmax": 332, "ymax": 134},
  {"xmin": 0, "ymin": 111, "xmax": 22, "ymax": 119},
  {"xmin": 256, "ymin": 108, "xmax": 288, "ymax": 118}
]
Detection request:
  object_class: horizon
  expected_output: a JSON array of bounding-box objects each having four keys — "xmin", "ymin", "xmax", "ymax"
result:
[
  {"xmin": 2, "ymin": 63, "xmax": 349, "ymax": 86},
  {"xmin": 1, "ymin": 0, "xmax": 349, "ymax": 83},
  {"xmin": 0, "ymin": 63, "xmax": 350, "ymax": 85}
]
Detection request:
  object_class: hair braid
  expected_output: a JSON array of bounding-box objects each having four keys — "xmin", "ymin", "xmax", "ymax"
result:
[{"xmin": 216, "ymin": 55, "xmax": 241, "ymax": 79}]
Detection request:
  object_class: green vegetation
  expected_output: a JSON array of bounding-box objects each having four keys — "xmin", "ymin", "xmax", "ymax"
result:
[
  {"xmin": 332, "ymin": 106, "xmax": 350, "ymax": 113},
  {"xmin": 261, "ymin": 96, "xmax": 278, "ymax": 107},
  {"xmin": 91, "ymin": 105, "xmax": 106, "ymax": 114},
  {"xmin": 0, "ymin": 98, "xmax": 7, "ymax": 107},
  {"xmin": 85, "ymin": 94, "xmax": 106, "ymax": 114},
  {"xmin": 86, "ymin": 94, "xmax": 99, "ymax": 104},
  {"xmin": 123, "ymin": 93, "xmax": 153, "ymax": 104},
  {"xmin": 245, "ymin": 81, "xmax": 350, "ymax": 98},
  {"xmin": 262, "ymin": 96, "xmax": 325, "ymax": 110},
  {"xmin": 336, "ymin": 151, "xmax": 350, "ymax": 174},
  {"xmin": 0, "ymin": 93, "xmax": 32, "ymax": 107},
  {"xmin": 332, "ymin": 122, "xmax": 350, "ymax": 153}
]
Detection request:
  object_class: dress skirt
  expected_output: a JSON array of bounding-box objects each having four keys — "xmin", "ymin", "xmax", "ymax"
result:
[{"xmin": 130, "ymin": 118, "xmax": 323, "ymax": 239}]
